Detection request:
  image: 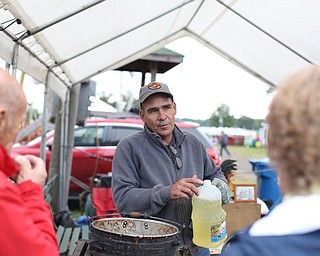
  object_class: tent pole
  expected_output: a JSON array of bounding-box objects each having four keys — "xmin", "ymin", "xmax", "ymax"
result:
[
  {"xmin": 141, "ymin": 72, "xmax": 146, "ymax": 87},
  {"xmin": 11, "ymin": 43, "xmax": 19, "ymax": 78},
  {"xmin": 59, "ymin": 88, "xmax": 70, "ymax": 211},
  {"xmin": 5, "ymin": 62, "xmax": 10, "ymax": 72},
  {"xmin": 40, "ymin": 71, "xmax": 51, "ymax": 161}
]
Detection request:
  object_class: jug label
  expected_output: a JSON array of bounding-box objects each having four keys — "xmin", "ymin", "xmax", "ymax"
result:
[{"xmin": 211, "ymin": 220, "xmax": 227, "ymax": 242}]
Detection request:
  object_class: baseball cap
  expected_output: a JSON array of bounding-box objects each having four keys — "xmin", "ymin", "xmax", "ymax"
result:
[{"xmin": 139, "ymin": 82, "xmax": 173, "ymax": 104}]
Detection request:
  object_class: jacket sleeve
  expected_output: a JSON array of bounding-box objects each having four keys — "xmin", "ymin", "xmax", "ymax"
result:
[{"xmin": 0, "ymin": 177, "xmax": 59, "ymax": 256}]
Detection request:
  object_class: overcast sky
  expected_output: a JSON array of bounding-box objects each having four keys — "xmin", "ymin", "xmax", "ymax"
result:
[{"xmin": 1, "ymin": 36, "xmax": 274, "ymax": 121}]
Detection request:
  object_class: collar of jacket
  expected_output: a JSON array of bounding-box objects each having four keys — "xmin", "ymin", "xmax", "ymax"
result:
[
  {"xmin": 0, "ymin": 144, "xmax": 20, "ymax": 177},
  {"xmin": 249, "ymin": 194, "xmax": 320, "ymax": 236},
  {"xmin": 143, "ymin": 123, "xmax": 186, "ymax": 148}
]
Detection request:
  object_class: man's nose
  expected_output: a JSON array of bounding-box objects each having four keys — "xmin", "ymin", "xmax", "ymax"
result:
[{"xmin": 158, "ymin": 109, "xmax": 166, "ymax": 119}]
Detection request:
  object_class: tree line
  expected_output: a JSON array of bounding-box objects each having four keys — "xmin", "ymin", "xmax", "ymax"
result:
[
  {"xmin": 99, "ymin": 93, "xmax": 264, "ymax": 130},
  {"xmin": 181, "ymin": 104, "xmax": 264, "ymax": 130}
]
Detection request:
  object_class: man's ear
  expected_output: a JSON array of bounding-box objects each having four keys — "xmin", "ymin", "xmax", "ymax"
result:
[
  {"xmin": 0, "ymin": 108, "xmax": 7, "ymax": 132},
  {"xmin": 139, "ymin": 109, "xmax": 145, "ymax": 122},
  {"xmin": 173, "ymin": 101, "xmax": 177, "ymax": 113}
]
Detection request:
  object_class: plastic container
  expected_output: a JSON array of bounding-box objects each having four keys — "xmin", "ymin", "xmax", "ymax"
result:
[
  {"xmin": 249, "ymin": 159, "xmax": 281, "ymax": 206},
  {"xmin": 192, "ymin": 180, "xmax": 227, "ymax": 248}
]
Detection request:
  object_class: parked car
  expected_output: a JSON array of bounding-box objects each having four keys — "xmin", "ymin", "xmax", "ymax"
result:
[{"xmin": 11, "ymin": 117, "xmax": 220, "ymax": 198}]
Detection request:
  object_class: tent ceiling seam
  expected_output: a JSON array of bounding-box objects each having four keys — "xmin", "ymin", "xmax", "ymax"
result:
[
  {"xmin": 1, "ymin": 0, "xmax": 314, "ymax": 95},
  {"xmin": 0, "ymin": 16, "xmax": 72, "ymax": 88},
  {"xmin": 18, "ymin": 0, "xmax": 106, "ymax": 41},
  {"xmin": 3, "ymin": 0, "xmax": 196, "ymax": 86},
  {"xmin": 11, "ymin": 38, "xmax": 70, "ymax": 88},
  {"xmin": 8, "ymin": 0, "xmax": 107, "ymax": 87},
  {"xmin": 185, "ymin": 29, "xmax": 275, "ymax": 87},
  {"xmin": 52, "ymin": 0, "xmax": 196, "ymax": 69},
  {"xmin": 185, "ymin": 0, "xmax": 205, "ymax": 28},
  {"xmin": 215, "ymin": 0, "xmax": 313, "ymax": 65},
  {"xmin": 76, "ymin": 30, "xmax": 186, "ymax": 84},
  {"xmin": 199, "ymin": 0, "xmax": 238, "ymax": 36},
  {"xmin": 1, "ymin": 0, "xmax": 102, "ymax": 87}
]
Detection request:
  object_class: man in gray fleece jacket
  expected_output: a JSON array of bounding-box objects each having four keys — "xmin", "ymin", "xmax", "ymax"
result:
[{"xmin": 112, "ymin": 82, "xmax": 229, "ymax": 256}]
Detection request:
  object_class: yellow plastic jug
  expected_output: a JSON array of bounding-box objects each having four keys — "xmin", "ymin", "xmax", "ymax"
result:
[{"xmin": 192, "ymin": 180, "xmax": 227, "ymax": 248}]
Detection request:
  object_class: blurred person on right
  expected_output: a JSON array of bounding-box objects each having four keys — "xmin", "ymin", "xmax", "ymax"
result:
[{"xmin": 221, "ymin": 65, "xmax": 320, "ymax": 256}]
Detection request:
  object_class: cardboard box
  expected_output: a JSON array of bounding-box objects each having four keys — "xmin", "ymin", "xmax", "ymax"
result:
[{"xmin": 223, "ymin": 202, "xmax": 261, "ymax": 237}]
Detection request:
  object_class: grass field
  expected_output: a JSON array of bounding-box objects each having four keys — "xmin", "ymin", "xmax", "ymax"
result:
[
  {"xmin": 226, "ymin": 145, "xmax": 268, "ymax": 185},
  {"xmin": 228, "ymin": 145, "xmax": 267, "ymax": 159}
]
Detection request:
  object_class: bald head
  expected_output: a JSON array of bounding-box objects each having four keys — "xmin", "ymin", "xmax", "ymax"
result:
[
  {"xmin": 0, "ymin": 68, "xmax": 27, "ymax": 151},
  {"xmin": 0, "ymin": 68, "xmax": 26, "ymax": 107}
]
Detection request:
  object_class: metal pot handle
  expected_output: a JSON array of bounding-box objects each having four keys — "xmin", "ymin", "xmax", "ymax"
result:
[{"xmin": 86, "ymin": 212, "xmax": 122, "ymax": 225}]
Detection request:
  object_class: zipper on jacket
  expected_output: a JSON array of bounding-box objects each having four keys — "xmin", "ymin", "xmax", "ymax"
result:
[
  {"xmin": 171, "ymin": 151, "xmax": 188, "ymax": 245},
  {"xmin": 165, "ymin": 140, "xmax": 189, "ymax": 246}
]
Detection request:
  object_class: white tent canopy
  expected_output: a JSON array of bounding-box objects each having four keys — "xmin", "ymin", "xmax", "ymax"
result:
[
  {"xmin": 0, "ymin": 0, "xmax": 317, "ymax": 101},
  {"xmin": 88, "ymin": 96, "xmax": 117, "ymax": 113}
]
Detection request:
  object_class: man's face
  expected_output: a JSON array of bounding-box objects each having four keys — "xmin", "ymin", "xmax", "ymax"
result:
[{"xmin": 139, "ymin": 94, "xmax": 176, "ymax": 145}]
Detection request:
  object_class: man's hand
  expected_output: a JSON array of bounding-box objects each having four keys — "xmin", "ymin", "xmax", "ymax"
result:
[
  {"xmin": 170, "ymin": 175, "xmax": 203, "ymax": 200},
  {"xmin": 15, "ymin": 155, "xmax": 47, "ymax": 187}
]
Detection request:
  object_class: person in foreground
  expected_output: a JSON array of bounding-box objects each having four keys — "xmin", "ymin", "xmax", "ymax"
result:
[
  {"xmin": 221, "ymin": 65, "xmax": 320, "ymax": 256},
  {"xmin": 0, "ymin": 68, "xmax": 58, "ymax": 256},
  {"xmin": 112, "ymin": 82, "xmax": 231, "ymax": 256}
]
